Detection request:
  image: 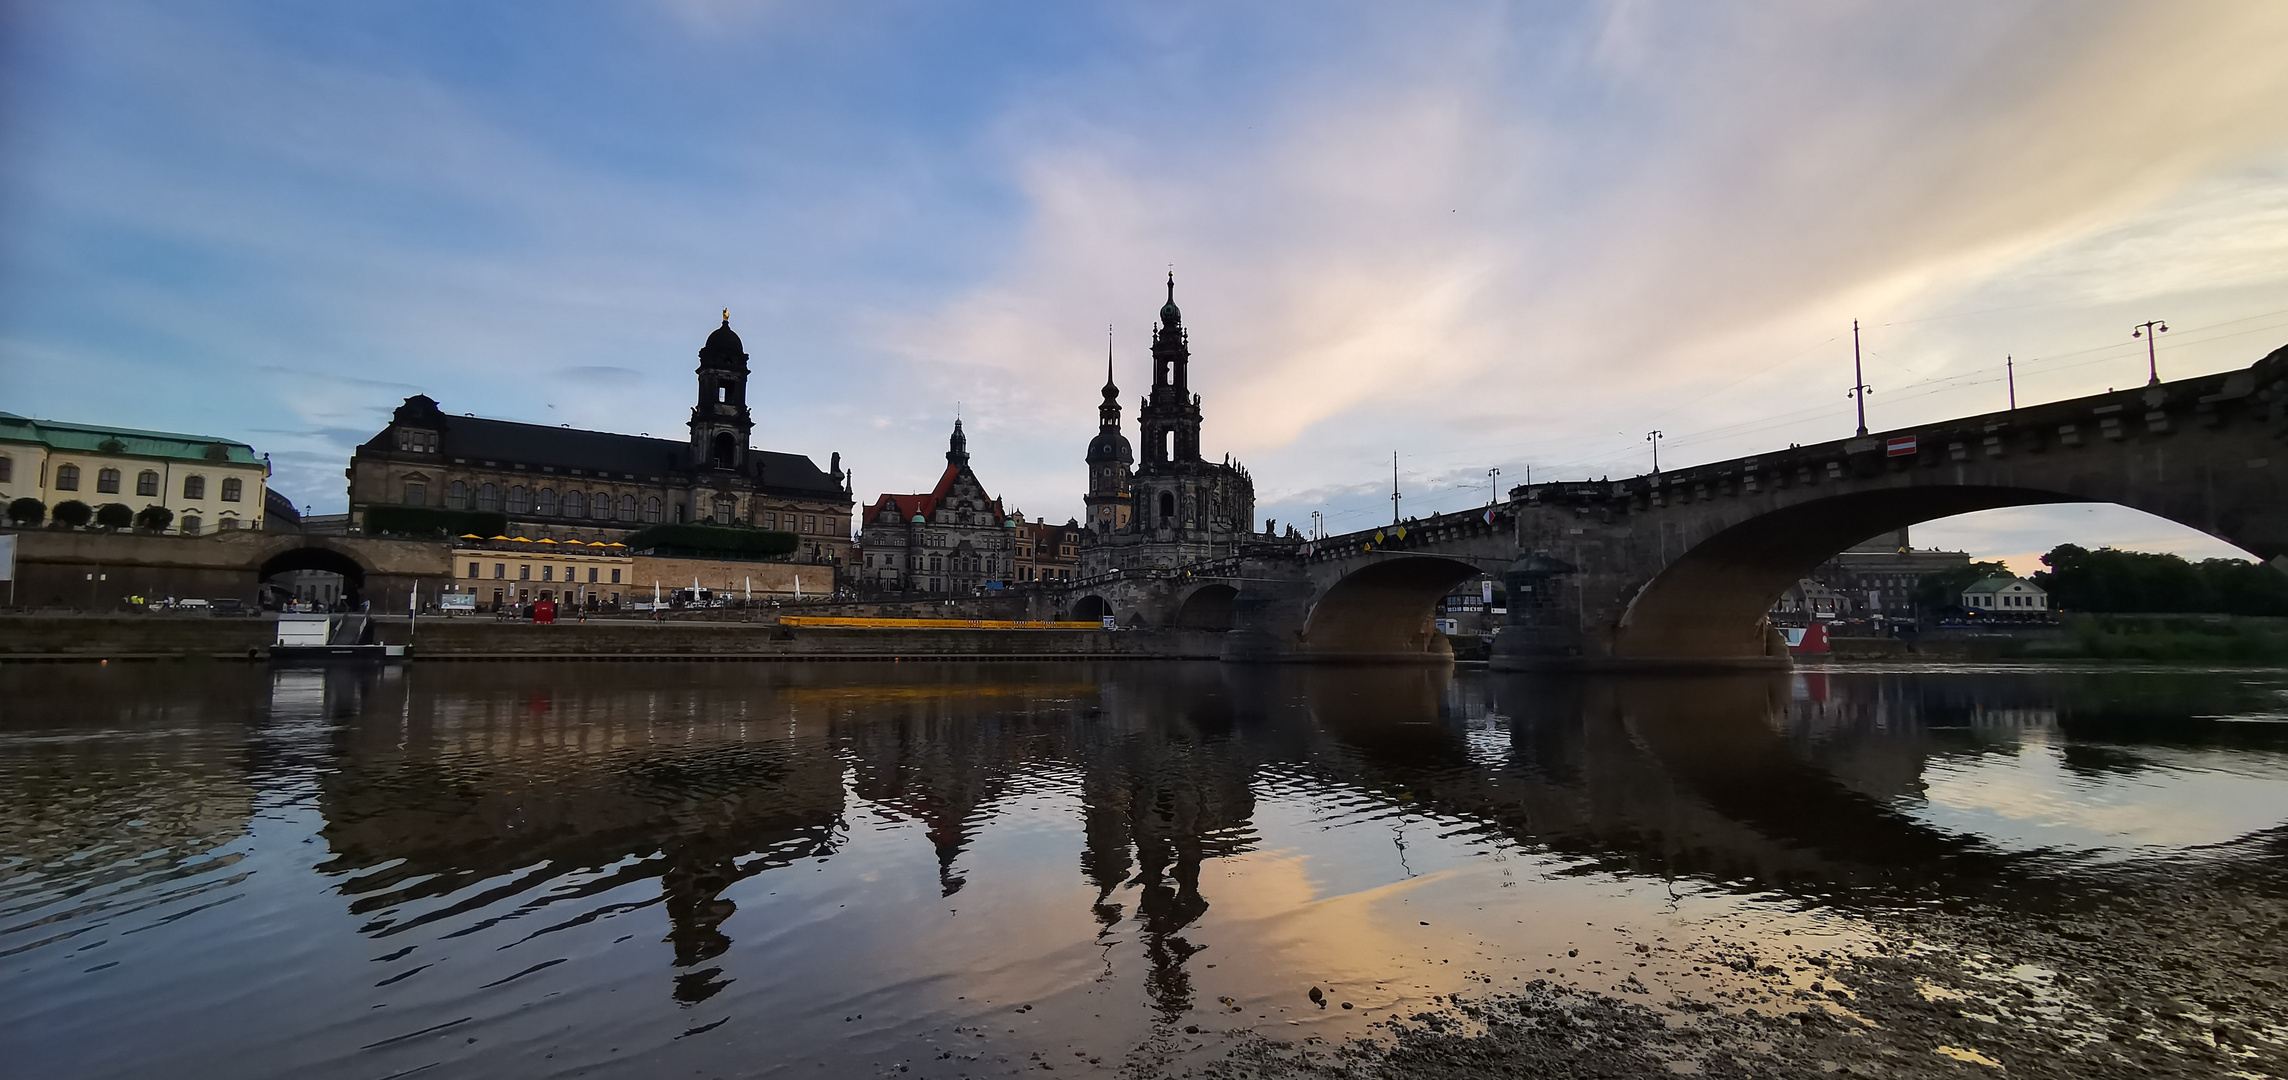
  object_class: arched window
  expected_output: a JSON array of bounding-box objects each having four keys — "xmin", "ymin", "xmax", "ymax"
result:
[
  {"xmin": 180, "ymin": 514, "xmax": 201, "ymax": 535},
  {"xmin": 136, "ymin": 470, "xmax": 159, "ymax": 497},
  {"xmin": 447, "ymin": 480, "xmax": 469, "ymax": 509},
  {"xmin": 476, "ymin": 483, "xmax": 500, "ymax": 511},
  {"xmin": 644, "ymin": 497, "xmax": 663, "ymax": 523},
  {"xmin": 1158, "ymin": 491, "xmax": 1175, "ymax": 521},
  {"xmin": 55, "ymin": 463, "xmax": 80, "ymax": 491},
  {"xmin": 182, "ymin": 474, "xmax": 206, "ymax": 500},
  {"xmin": 96, "ymin": 468, "xmax": 121, "ymax": 494},
  {"xmin": 220, "ymin": 477, "xmax": 243, "ymax": 502},
  {"xmin": 537, "ymin": 488, "xmax": 558, "ymax": 515},
  {"xmin": 506, "ymin": 486, "xmax": 531, "ymax": 514},
  {"xmin": 618, "ymin": 495, "xmax": 637, "ymax": 522},
  {"xmin": 710, "ymin": 432, "xmax": 735, "ymax": 468},
  {"xmin": 562, "ymin": 489, "xmax": 585, "ymax": 518},
  {"xmin": 594, "ymin": 491, "xmax": 614, "ymax": 519}
]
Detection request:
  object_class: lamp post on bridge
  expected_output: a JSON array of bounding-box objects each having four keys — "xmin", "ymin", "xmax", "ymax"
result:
[
  {"xmin": 1847, "ymin": 319, "xmax": 1874, "ymax": 437},
  {"xmin": 2132, "ymin": 320, "xmax": 2168, "ymax": 386},
  {"xmin": 1311, "ymin": 510, "xmax": 1323, "ymax": 540},
  {"xmin": 1646, "ymin": 430, "xmax": 1663, "ymax": 474},
  {"xmin": 1487, "ymin": 467, "xmax": 1500, "ymax": 506}
]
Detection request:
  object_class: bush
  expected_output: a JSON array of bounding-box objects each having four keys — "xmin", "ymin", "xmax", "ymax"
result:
[
  {"xmin": 363, "ymin": 505, "xmax": 509, "ymax": 539},
  {"xmin": 624, "ymin": 523, "xmax": 800, "ymax": 559},
  {"xmin": 135, "ymin": 505, "xmax": 174, "ymax": 533},
  {"xmin": 2034, "ymin": 544, "xmax": 2288, "ymax": 615},
  {"xmin": 6, "ymin": 497, "xmax": 42, "ymax": 527},
  {"xmin": 51, "ymin": 500, "xmax": 92, "ymax": 528},
  {"xmin": 94, "ymin": 503, "xmax": 133, "ymax": 530}
]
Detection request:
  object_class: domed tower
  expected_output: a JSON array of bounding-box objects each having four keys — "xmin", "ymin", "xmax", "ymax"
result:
[
  {"xmin": 689, "ymin": 311, "xmax": 754, "ymax": 471},
  {"xmin": 1083, "ymin": 330, "xmax": 1133, "ymax": 533}
]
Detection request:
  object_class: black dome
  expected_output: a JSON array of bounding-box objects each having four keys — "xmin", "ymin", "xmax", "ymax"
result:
[
  {"xmin": 1087, "ymin": 429, "xmax": 1133, "ymax": 465},
  {"xmin": 699, "ymin": 313, "xmax": 748, "ymax": 369}
]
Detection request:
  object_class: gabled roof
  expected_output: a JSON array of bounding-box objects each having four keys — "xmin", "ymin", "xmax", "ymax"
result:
[
  {"xmin": 0, "ymin": 412, "xmax": 261, "ymax": 465},
  {"xmin": 866, "ymin": 462, "xmax": 1006, "ymax": 522},
  {"xmin": 1961, "ymin": 576, "xmax": 2036, "ymax": 594}
]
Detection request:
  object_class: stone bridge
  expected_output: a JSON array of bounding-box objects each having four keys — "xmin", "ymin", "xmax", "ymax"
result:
[{"xmin": 1060, "ymin": 341, "xmax": 2288, "ymax": 667}]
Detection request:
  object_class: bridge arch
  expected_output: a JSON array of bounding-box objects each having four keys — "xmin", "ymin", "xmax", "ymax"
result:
[
  {"xmin": 1069, "ymin": 594, "xmax": 1113, "ymax": 624},
  {"xmin": 1172, "ymin": 583, "xmax": 1238, "ymax": 631},
  {"xmin": 1612, "ymin": 485, "xmax": 2276, "ymax": 660},
  {"xmin": 1300, "ymin": 554, "xmax": 1488, "ymax": 661}
]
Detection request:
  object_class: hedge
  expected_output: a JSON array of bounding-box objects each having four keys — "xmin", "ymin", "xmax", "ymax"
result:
[
  {"xmin": 624, "ymin": 523, "xmax": 800, "ymax": 559},
  {"xmin": 364, "ymin": 505, "xmax": 510, "ymax": 539}
]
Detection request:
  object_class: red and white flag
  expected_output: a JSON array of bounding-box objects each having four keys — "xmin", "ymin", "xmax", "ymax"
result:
[{"xmin": 1885, "ymin": 435, "xmax": 1918, "ymax": 457}]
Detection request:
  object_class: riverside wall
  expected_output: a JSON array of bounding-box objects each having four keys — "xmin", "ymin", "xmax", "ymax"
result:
[{"xmin": 0, "ymin": 615, "xmax": 1220, "ymax": 661}]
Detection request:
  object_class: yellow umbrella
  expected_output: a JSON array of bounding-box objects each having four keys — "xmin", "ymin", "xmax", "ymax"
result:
[
  {"xmin": 606, "ymin": 542, "xmax": 627, "ymax": 548},
  {"xmin": 510, "ymin": 536, "xmax": 533, "ymax": 543},
  {"xmin": 537, "ymin": 538, "xmax": 559, "ymax": 544},
  {"xmin": 488, "ymin": 535, "xmax": 510, "ymax": 541},
  {"xmin": 457, "ymin": 533, "xmax": 484, "ymax": 539}
]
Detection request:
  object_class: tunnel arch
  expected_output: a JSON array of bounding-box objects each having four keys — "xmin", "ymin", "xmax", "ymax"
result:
[
  {"xmin": 1172, "ymin": 583, "xmax": 1238, "ymax": 631},
  {"xmin": 1611, "ymin": 485, "xmax": 2275, "ymax": 660},
  {"xmin": 258, "ymin": 544, "xmax": 373, "ymax": 606},
  {"xmin": 1300, "ymin": 554, "xmax": 1489, "ymax": 660}
]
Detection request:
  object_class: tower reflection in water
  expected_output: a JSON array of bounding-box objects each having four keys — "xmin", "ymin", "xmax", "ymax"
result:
[{"xmin": 281, "ymin": 660, "xmax": 2288, "ymax": 1025}]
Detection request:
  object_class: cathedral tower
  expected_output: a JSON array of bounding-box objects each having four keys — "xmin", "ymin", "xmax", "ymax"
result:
[
  {"xmin": 1137, "ymin": 273, "xmax": 1203, "ymax": 468},
  {"xmin": 690, "ymin": 311, "xmax": 755, "ymax": 471}
]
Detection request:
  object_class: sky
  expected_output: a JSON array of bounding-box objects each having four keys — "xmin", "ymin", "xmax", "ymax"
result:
[{"xmin": 4, "ymin": 1, "xmax": 2288, "ymax": 573}]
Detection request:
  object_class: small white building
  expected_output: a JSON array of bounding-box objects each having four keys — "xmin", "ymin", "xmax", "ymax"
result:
[{"xmin": 1960, "ymin": 576, "xmax": 2048, "ymax": 613}]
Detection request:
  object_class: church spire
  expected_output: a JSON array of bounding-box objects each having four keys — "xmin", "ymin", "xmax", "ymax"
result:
[{"xmin": 947, "ymin": 418, "xmax": 969, "ymax": 466}]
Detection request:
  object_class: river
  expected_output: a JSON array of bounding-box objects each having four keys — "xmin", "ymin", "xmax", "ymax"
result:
[{"xmin": 3, "ymin": 661, "xmax": 2285, "ymax": 1078}]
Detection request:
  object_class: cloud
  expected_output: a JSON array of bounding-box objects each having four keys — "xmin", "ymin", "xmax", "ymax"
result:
[{"xmin": 6, "ymin": 0, "xmax": 2288, "ymax": 568}]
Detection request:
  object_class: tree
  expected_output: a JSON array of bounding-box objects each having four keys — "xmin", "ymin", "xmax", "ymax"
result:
[
  {"xmin": 94, "ymin": 503, "xmax": 133, "ymax": 531},
  {"xmin": 6, "ymin": 497, "xmax": 42, "ymax": 527},
  {"xmin": 51, "ymin": 500, "xmax": 92, "ymax": 528},
  {"xmin": 2031, "ymin": 544, "xmax": 2288, "ymax": 615},
  {"xmin": 135, "ymin": 505, "xmax": 174, "ymax": 533}
]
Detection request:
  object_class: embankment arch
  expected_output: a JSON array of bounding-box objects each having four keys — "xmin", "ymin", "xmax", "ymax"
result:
[
  {"xmin": 258, "ymin": 544, "xmax": 375, "ymax": 606},
  {"xmin": 1070, "ymin": 594, "xmax": 1113, "ymax": 623}
]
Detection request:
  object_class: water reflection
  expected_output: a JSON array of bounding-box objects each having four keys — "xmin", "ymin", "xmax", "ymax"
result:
[{"xmin": 3, "ymin": 661, "xmax": 2285, "ymax": 1078}]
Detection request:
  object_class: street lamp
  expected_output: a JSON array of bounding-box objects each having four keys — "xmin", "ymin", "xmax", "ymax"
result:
[
  {"xmin": 1646, "ymin": 430, "xmax": 1664, "ymax": 473},
  {"xmin": 2132, "ymin": 320, "xmax": 2168, "ymax": 386},
  {"xmin": 1487, "ymin": 467, "xmax": 1501, "ymax": 506},
  {"xmin": 1846, "ymin": 319, "xmax": 1873, "ymax": 437}
]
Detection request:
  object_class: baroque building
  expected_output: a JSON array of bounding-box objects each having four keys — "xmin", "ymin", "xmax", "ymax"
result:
[
  {"xmin": 856, "ymin": 420, "xmax": 1017, "ymax": 595},
  {"xmin": 1080, "ymin": 276, "xmax": 1256, "ymax": 576},
  {"xmin": 346, "ymin": 314, "xmax": 854, "ymax": 564},
  {"xmin": 0, "ymin": 413, "xmax": 269, "ymax": 535}
]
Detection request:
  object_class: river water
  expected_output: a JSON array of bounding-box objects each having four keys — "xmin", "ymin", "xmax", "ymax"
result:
[{"xmin": 3, "ymin": 661, "xmax": 2286, "ymax": 1078}]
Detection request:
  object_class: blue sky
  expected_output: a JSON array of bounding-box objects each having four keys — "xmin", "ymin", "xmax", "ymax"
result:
[{"xmin": 5, "ymin": 1, "xmax": 2288, "ymax": 571}]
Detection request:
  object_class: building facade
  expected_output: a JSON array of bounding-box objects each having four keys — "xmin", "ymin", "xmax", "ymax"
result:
[
  {"xmin": 1961, "ymin": 576, "xmax": 2050, "ymax": 615},
  {"xmin": 1014, "ymin": 516, "xmax": 1085, "ymax": 583},
  {"xmin": 346, "ymin": 315, "xmax": 854, "ymax": 564},
  {"xmin": 0, "ymin": 413, "xmax": 268, "ymax": 534},
  {"xmin": 856, "ymin": 421, "xmax": 1017, "ymax": 595},
  {"xmin": 1813, "ymin": 527, "xmax": 1972, "ymax": 626},
  {"xmin": 1080, "ymin": 276, "xmax": 1257, "ymax": 576}
]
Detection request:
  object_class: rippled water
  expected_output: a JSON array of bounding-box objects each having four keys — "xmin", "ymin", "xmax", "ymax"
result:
[{"xmin": 3, "ymin": 661, "xmax": 2286, "ymax": 1077}]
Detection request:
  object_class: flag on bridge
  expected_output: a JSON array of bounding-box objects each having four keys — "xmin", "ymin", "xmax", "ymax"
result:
[
  {"xmin": 1483, "ymin": 507, "xmax": 1496, "ymax": 524},
  {"xmin": 1886, "ymin": 435, "xmax": 1918, "ymax": 457}
]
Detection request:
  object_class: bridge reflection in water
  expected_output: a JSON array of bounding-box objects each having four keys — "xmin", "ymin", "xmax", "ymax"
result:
[{"xmin": 5, "ymin": 661, "xmax": 2286, "ymax": 1077}]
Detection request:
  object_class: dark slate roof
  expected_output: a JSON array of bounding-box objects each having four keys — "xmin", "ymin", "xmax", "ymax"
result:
[{"xmin": 376, "ymin": 405, "xmax": 842, "ymax": 497}]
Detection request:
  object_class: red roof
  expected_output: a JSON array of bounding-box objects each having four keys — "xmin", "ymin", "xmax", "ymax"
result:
[{"xmin": 867, "ymin": 463, "xmax": 1003, "ymax": 522}]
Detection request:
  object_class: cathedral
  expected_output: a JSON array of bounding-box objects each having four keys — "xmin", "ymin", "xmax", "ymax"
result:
[{"xmin": 1080, "ymin": 275, "xmax": 1257, "ymax": 575}]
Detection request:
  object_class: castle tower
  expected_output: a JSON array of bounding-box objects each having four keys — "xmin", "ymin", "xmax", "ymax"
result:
[
  {"xmin": 1083, "ymin": 330, "xmax": 1133, "ymax": 533},
  {"xmin": 689, "ymin": 311, "xmax": 755, "ymax": 471}
]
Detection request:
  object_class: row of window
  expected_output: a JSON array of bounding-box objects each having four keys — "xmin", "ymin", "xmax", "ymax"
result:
[
  {"xmin": 1971, "ymin": 592, "xmax": 2044, "ymax": 608},
  {"xmin": 862, "ymin": 553, "xmax": 1008, "ymax": 574},
  {"xmin": 43, "ymin": 463, "xmax": 241, "ymax": 501},
  {"xmin": 466, "ymin": 561, "xmax": 624, "ymax": 584},
  {"xmin": 406, "ymin": 479, "xmax": 843, "ymax": 534}
]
